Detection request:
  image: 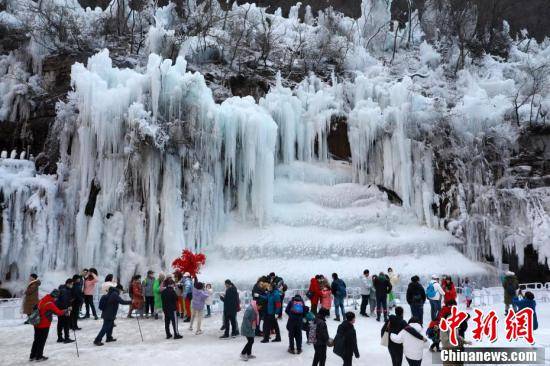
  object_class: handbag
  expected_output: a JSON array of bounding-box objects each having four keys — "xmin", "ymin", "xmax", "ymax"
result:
[{"xmin": 381, "ymin": 322, "xmax": 390, "ymax": 347}]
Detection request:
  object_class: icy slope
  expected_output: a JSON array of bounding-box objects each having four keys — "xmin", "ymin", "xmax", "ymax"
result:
[{"xmin": 204, "ymin": 160, "xmax": 489, "ymax": 285}]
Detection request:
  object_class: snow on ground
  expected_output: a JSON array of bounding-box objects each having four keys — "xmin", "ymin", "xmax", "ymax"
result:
[{"xmin": 1, "ymin": 300, "xmax": 548, "ymax": 365}]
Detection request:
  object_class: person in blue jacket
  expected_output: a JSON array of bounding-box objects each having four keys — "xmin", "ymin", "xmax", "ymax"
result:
[
  {"xmin": 261, "ymin": 285, "xmax": 282, "ymax": 343},
  {"xmin": 513, "ymin": 291, "xmax": 538, "ymax": 330},
  {"xmin": 285, "ymin": 294, "xmax": 309, "ymax": 354}
]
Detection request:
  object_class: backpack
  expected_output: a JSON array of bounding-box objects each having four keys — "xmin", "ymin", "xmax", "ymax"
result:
[
  {"xmin": 98, "ymin": 294, "xmax": 108, "ymax": 311},
  {"xmin": 336, "ymin": 280, "xmax": 347, "ymax": 298},
  {"xmin": 290, "ymin": 300, "xmax": 304, "ymax": 314},
  {"xmin": 308, "ymin": 320, "xmax": 318, "ymax": 344},
  {"xmin": 27, "ymin": 305, "xmax": 41, "ymax": 326},
  {"xmin": 426, "ymin": 282, "xmax": 436, "ymax": 298}
]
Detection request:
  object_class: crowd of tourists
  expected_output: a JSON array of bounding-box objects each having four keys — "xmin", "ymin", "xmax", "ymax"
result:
[{"xmin": 19, "ymin": 267, "xmax": 538, "ymax": 365}]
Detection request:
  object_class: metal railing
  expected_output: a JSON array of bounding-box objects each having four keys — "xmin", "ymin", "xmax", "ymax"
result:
[{"xmin": 2, "ymin": 282, "xmax": 549, "ymax": 322}]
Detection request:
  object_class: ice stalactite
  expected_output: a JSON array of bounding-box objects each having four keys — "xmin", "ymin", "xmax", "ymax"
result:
[
  {"xmin": 0, "ymin": 159, "xmax": 63, "ymax": 280},
  {"xmin": 347, "ymin": 74, "xmax": 439, "ymax": 227},
  {"xmin": 51, "ymin": 49, "xmax": 277, "ymax": 280}
]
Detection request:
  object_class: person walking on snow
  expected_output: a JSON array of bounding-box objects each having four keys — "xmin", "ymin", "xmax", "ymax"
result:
[
  {"xmin": 84, "ymin": 271, "xmax": 99, "ymax": 319},
  {"xmin": 369, "ymin": 275, "xmax": 377, "ymax": 316},
  {"xmin": 333, "ymin": 312, "xmax": 360, "ymax": 366},
  {"xmin": 390, "ymin": 317, "xmax": 428, "ymax": 366},
  {"xmin": 374, "ymin": 272, "xmax": 392, "ymax": 322},
  {"xmin": 387, "ymin": 268, "xmax": 399, "ymax": 308},
  {"xmin": 101, "ymin": 274, "xmax": 117, "ymax": 295},
  {"xmin": 502, "ymin": 271, "xmax": 519, "ymax": 315},
  {"xmin": 426, "ymin": 274, "xmax": 445, "ymax": 321},
  {"xmin": 311, "ymin": 307, "xmax": 331, "ymax": 366},
  {"xmin": 161, "ymin": 278, "xmax": 183, "ymax": 339},
  {"xmin": 143, "ymin": 270, "xmax": 156, "ymax": 318},
  {"xmin": 252, "ymin": 276, "xmax": 269, "ymax": 336},
  {"xmin": 331, "ymin": 273, "xmax": 347, "ymax": 322},
  {"xmin": 30, "ymin": 289, "xmax": 68, "ymax": 361},
  {"xmin": 190, "ymin": 281, "xmax": 210, "ymax": 334},
  {"xmin": 406, "ymin": 276, "xmax": 426, "ymax": 325},
  {"xmin": 240, "ymin": 300, "xmax": 260, "ymax": 361},
  {"xmin": 285, "ymin": 294, "xmax": 309, "ymax": 354},
  {"xmin": 260, "ymin": 284, "xmax": 282, "ymax": 343},
  {"xmin": 153, "ymin": 273, "xmax": 165, "ymax": 319},
  {"xmin": 359, "ymin": 269, "xmax": 371, "ymax": 317},
  {"xmin": 94, "ymin": 284, "xmax": 132, "ymax": 345},
  {"xmin": 220, "ymin": 279, "xmax": 240, "ymax": 338},
  {"xmin": 23, "ymin": 273, "xmax": 41, "ymax": 321}
]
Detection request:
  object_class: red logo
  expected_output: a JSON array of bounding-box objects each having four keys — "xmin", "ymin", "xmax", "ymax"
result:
[
  {"xmin": 439, "ymin": 306, "xmax": 468, "ymax": 346},
  {"xmin": 505, "ymin": 308, "xmax": 535, "ymax": 344},
  {"xmin": 472, "ymin": 308, "xmax": 499, "ymax": 343}
]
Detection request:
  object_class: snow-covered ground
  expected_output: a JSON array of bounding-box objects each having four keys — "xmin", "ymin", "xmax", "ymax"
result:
[
  {"xmin": 1, "ymin": 300, "xmax": 548, "ymax": 366},
  {"xmin": 204, "ymin": 161, "xmax": 491, "ymax": 286}
]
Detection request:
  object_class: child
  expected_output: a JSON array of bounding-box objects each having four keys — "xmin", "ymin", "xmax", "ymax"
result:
[
  {"xmin": 205, "ymin": 283, "xmax": 213, "ymax": 318},
  {"xmin": 513, "ymin": 291, "xmax": 538, "ymax": 330},
  {"xmin": 304, "ymin": 310, "xmax": 315, "ymax": 343},
  {"xmin": 319, "ymin": 285, "xmax": 332, "ymax": 316},
  {"xmin": 462, "ymin": 278, "xmax": 473, "ymax": 309},
  {"xmin": 426, "ymin": 320, "xmax": 441, "ymax": 352}
]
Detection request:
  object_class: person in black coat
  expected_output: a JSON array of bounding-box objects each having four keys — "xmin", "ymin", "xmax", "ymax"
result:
[
  {"xmin": 381, "ymin": 306, "xmax": 424, "ymax": 366},
  {"xmin": 406, "ymin": 276, "xmax": 426, "ymax": 325},
  {"xmin": 56, "ymin": 279, "xmax": 75, "ymax": 343},
  {"xmin": 220, "ymin": 279, "xmax": 240, "ymax": 338},
  {"xmin": 374, "ymin": 273, "xmax": 392, "ymax": 322},
  {"xmin": 161, "ymin": 278, "xmax": 182, "ymax": 339},
  {"xmin": 285, "ymin": 294, "xmax": 309, "ymax": 354},
  {"xmin": 94, "ymin": 285, "xmax": 131, "ymax": 346},
  {"xmin": 70, "ymin": 274, "xmax": 84, "ymax": 330},
  {"xmin": 312, "ymin": 308, "xmax": 330, "ymax": 366},
  {"xmin": 333, "ymin": 312, "xmax": 360, "ymax": 366}
]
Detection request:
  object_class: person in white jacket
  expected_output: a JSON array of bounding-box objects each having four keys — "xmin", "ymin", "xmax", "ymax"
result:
[
  {"xmin": 101, "ymin": 274, "xmax": 118, "ymax": 295},
  {"xmin": 390, "ymin": 318, "xmax": 427, "ymax": 366},
  {"xmin": 359, "ymin": 269, "xmax": 371, "ymax": 317},
  {"xmin": 426, "ymin": 274, "xmax": 445, "ymax": 321},
  {"xmin": 204, "ymin": 283, "xmax": 214, "ymax": 318}
]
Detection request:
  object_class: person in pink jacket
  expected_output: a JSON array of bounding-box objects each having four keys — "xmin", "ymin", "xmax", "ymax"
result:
[
  {"xmin": 319, "ymin": 284, "xmax": 333, "ymax": 316},
  {"xmin": 84, "ymin": 272, "xmax": 99, "ymax": 319}
]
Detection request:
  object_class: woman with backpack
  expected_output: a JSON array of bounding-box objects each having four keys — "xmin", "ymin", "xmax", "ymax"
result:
[
  {"xmin": 311, "ymin": 307, "xmax": 330, "ymax": 366},
  {"xmin": 29, "ymin": 289, "xmax": 68, "ymax": 361},
  {"xmin": 285, "ymin": 294, "xmax": 309, "ymax": 354},
  {"xmin": 240, "ymin": 299, "xmax": 259, "ymax": 361}
]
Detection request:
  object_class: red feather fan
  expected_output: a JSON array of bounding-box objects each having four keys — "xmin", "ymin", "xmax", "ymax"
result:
[{"xmin": 172, "ymin": 249, "xmax": 206, "ymax": 278}]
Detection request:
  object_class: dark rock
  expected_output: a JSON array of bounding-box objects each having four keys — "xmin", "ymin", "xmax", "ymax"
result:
[
  {"xmin": 377, "ymin": 185, "xmax": 403, "ymax": 206},
  {"xmin": 327, "ymin": 115, "xmax": 351, "ymax": 161}
]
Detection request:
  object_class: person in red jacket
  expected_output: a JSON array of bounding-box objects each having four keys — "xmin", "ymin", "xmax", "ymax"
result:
[
  {"xmin": 308, "ymin": 275, "xmax": 322, "ymax": 314},
  {"xmin": 443, "ymin": 276, "xmax": 457, "ymax": 305},
  {"xmin": 30, "ymin": 289, "xmax": 68, "ymax": 361}
]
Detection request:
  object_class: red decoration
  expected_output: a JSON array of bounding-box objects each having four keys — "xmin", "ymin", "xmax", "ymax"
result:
[{"xmin": 172, "ymin": 249, "xmax": 206, "ymax": 278}]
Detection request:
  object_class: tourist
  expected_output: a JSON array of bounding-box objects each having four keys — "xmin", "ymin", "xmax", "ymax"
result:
[
  {"xmin": 426, "ymin": 274, "xmax": 445, "ymax": 321},
  {"xmin": 30, "ymin": 289, "xmax": 67, "ymax": 361},
  {"xmin": 390, "ymin": 317, "xmax": 428, "ymax": 366},
  {"xmin": 359, "ymin": 269, "xmax": 371, "ymax": 317},
  {"xmin": 220, "ymin": 279, "xmax": 240, "ymax": 338},
  {"xmin": 331, "ymin": 273, "xmax": 347, "ymax": 322},
  {"xmin": 83, "ymin": 270, "xmax": 99, "ymax": 319},
  {"xmin": 406, "ymin": 275, "xmax": 426, "ymax": 324},
  {"xmin": 23, "ymin": 274, "xmax": 41, "ymax": 320},
  {"xmin": 333, "ymin": 312, "xmax": 359, "ymax": 366}
]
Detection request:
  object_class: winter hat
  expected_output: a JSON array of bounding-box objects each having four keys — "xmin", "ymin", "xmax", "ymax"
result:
[
  {"xmin": 50, "ymin": 289, "xmax": 60, "ymax": 298},
  {"xmin": 184, "ymin": 272, "xmax": 191, "ymax": 277},
  {"xmin": 506, "ymin": 270, "xmax": 515, "ymax": 276},
  {"xmin": 431, "ymin": 274, "xmax": 439, "ymax": 280}
]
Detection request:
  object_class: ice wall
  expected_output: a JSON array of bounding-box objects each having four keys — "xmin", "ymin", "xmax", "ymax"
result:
[{"xmin": 1, "ymin": 50, "xmax": 277, "ymax": 280}]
